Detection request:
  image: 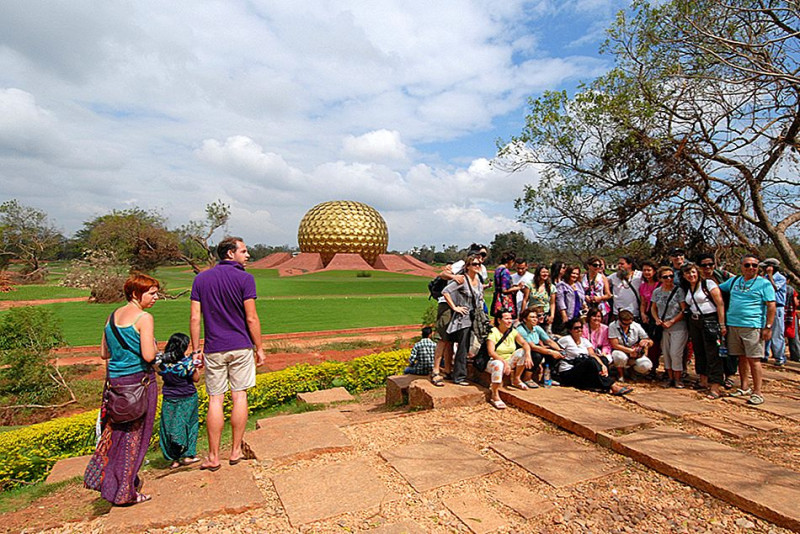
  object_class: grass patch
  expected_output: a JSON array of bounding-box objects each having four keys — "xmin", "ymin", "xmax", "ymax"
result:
[
  {"xmin": 0, "ymin": 285, "xmax": 89, "ymax": 301},
  {"xmin": 13, "ymin": 294, "xmax": 429, "ymax": 346},
  {"xmin": 0, "ymin": 477, "xmax": 78, "ymax": 514}
]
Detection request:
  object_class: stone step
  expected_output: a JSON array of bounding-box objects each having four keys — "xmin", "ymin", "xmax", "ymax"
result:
[
  {"xmin": 687, "ymin": 415, "xmax": 757, "ymax": 438},
  {"xmin": 385, "ymin": 374, "xmax": 426, "ymax": 405},
  {"xmin": 609, "ymin": 426, "xmax": 800, "ymax": 531},
  {"xmin": 407, "ymin": 379, "xmax": 486, "ymax": 410},
  {"xmin": 45, "ymin": 454, "xmax": 92, "ymax": 484},
  {"xmin": 626, "ymin": 389, "xmax": 722, "ymax": 417},
  {"xmin": 499, "ymin": 387, "xmax": 654, "ymax": 442},
  {"xmin": 297, "ymin": 386, "xmax": 355, "ymax": 405},
  {"xmin": 250, "ymin": 410, "xmax": 353, "ymax": 462}
]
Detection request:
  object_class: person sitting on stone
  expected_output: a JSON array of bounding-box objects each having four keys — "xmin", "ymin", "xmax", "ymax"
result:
[
  {"xmin": 555, "ymin": 317, "xmax": 632, "ymax": 396},
  {"xmin": 486, "ymin": 309, "xmax": 533, "ymax": 409},
  {"xmin": 515, "ymin": 307, "xmax": 561, "ymax": 388},
  {"xmin": 404, "ymin": 326, "xmax": 436, "ymax": 376},
  {"xmin": 608, "ymin": 309, "xmax": 654, "ymax": 381}
]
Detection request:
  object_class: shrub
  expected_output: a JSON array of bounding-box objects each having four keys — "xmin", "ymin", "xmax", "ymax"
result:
[
  {"xmin": 0, "ymin": 348, "xmax": 409, "ymax": 491},
  {"xmin": 60, "ymin": 249, "xmax": 128, "ymax": 303}
]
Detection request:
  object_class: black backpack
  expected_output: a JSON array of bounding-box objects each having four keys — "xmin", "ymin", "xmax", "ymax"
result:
[{"xmin": 428, "ymin": 277, "xmax": 448, "ymax": 300}]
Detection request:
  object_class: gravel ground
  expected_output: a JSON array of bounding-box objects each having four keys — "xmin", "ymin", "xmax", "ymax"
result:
[{"xmin": 34, "ymin": 368, "xmax": 800, "ymax": 534}]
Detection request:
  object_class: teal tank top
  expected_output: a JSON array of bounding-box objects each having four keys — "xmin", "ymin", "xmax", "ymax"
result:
[{"xmin": 105, "ymin": 314, "xmax": 150, "ymax": 378}]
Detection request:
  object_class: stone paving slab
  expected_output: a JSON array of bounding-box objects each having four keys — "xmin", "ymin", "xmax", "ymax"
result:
[
  {"xmin": 726, "ymin": 395, "xmax": 800, "ymax": 422},
  {"xmin": 105, "ymin": 463, "xmax": 264, "ymax": 532},
  {"xmin": 626, "ymin": 389, "xmax": 721, "ymax": 417},
  {"xmin": 492, "ymin": 483, "xmax": 555, "ymax": 520},
  {"xmin": 443, "ymin": 493, "xmax": 506, "ymax": 534},
  {"xmin": 385, "ymin": 374, "xmax": 425, "ymax": 405},
  {"xmin": 272, "ymin": 460, "xmax": 397, "ymax": 527},
  {"xmin": 45, "ymin": 454, "xmax": 91, "ymax": 484},
  {"xmin": 499, "ymin": 387, "xmax": 654, "ymax": 442},
  {"xmin": 255, "ymin": 409, "xmax": 348, "ymax": 429},
  {"xmin": 407, "ymin": 380, "xmax": 486, "ymax": 410},
  {"xmin": 729, "ymin": 412, "xmax": 780, "ymax": 432},
  {"xmin": 297, "ymin": 386, "xmax": 355, "ymax": 405},
  {"xmin": 491, "ymin": 433, "xmax": 623, "ymax": 488},
  {"xmin": 762, "ymin": 369, "xmax": 800, "ymax": 383},
  {"xmin": 688, "ymin": 415, "xmax": 756, "ymax": 439},
  {"xmin": 609, "ymin": 426, "xmax": 800, "ymax": 531},
  {"xmin": 249, "ymin": 412, "xmax": 353, "ymax": 462},
  {"xmin": 366, "ymin": 520, "xmax": 427, "ymax": 533},
  {"xmin": 380, "ymin": 435, "xmax": 500, "ymax": 492}
]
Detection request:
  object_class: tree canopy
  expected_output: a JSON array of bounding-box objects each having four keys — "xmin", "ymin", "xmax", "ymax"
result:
[
  {"xmin": 498, "ymin": 0, "xmax": 800, "ymax": 282},
  {"xmin": 0, "ymin": 199, "xmax": 62, "ymax": 276}
]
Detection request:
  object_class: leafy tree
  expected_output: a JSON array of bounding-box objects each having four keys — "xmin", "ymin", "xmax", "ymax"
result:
[
  {"xmin": 0, "ymin": 307, "xmax": 68, "ymax": 406},
  {"xmin": 79, "ymin": 208, "xmax": 180, "ymax": 272},
  {"xmin": 248, "ymin": 243, "xmax": 297, "ymax": 261},
  {"xmin": 0, "ymin": 200, "xmax": 62, "ymax": 277},
  {"xmin": 498, "ymin": 0, "xmax": 800, "ymax": 283},
  {"xmin": 178, "ymin": 200, "xmax": 230, "ymax": 273},
  {"xmin": 488, "ymin": 231, "xmax": 546, "ymax": 265}
]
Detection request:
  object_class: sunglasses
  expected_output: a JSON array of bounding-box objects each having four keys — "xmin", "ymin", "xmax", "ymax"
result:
[
  {"xmin": 470, "ymin": 262, "xmax": 481, "ymax": 266},
  {"xmin": 479, "ymin": 252, "xmax": 487, "ymax": 257},
  {"xmin": 660, "ymin": 274, "xmax": 673, "ymax": 279},
  {"xmin": 743, "ymin": 263, "xmax": 759, "ymax": 268},
  {"xmin": 571, "ymin": 326, "xmax": 583, "ymax": 331},
  {"xmin": 589, "ymin": 262, "xmax": 601, "ymax": 267},
  {"xmin": 699, "ymin": 263, "xmax": 714, "ymax": 268}
]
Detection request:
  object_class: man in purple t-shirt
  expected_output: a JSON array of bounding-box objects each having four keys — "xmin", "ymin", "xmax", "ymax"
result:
[{"xmin": 190, "ymin": 237, "xmax": 265, "ymax": 471}]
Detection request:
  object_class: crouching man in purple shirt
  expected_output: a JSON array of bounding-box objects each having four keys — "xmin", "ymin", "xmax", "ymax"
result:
[{"xmin": 190, "ymin": 237, "xmax": 266, "ymax": 471}]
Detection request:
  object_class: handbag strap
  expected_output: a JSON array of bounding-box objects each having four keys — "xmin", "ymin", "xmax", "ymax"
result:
[
  {"xmin": 659, "ymin": 286, "xmax": 680, "ymax": 321},
  {"xmin": 107, "ymin": 312, "xmax": 142, "ymax": 356},
  {"xmin": 494, "ymin": 326, "xmax": 514, "ymax": 348}
]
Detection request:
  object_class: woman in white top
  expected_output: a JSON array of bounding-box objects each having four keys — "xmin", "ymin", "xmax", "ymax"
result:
[
  {"xmin": 555, "ymin": 318, "xmax": 632, "ymax": 395},
  {"xmin": 681, "ymin": 263, "xmax": 726, "ymax": 399}
]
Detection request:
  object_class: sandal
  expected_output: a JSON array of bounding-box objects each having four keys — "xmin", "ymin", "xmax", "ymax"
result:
[
  {"xmin": 729, "ymin": 388, "xmax": 752, "ymax": 398},
  {"xmin": 230, "ymin": 442, "xmax": 257, "ymax": 465},
  {"xmin": 523, "ymin": 380, "xmax": 539, "ymax": 389},
  {"xmin": 180, "ymin": 456, "xmax": 201, "ymax": 466},
  {"xmin": 431, "ymin": 373, "xmax": 445, "ymax": 387},
  {"xmin": 489, "ymin": 399, "xmax": 507, "ymax": 410},
  {"xmin": 705, "ymin": 391, "xmax": 722, "ymax": 400},
  {"xmin": 747, "ymin": 394, "xmax": 765, "ymax": 405},
  {"xmin": 723, "ymin": 377, "xmax": 734, "ymax": 389},
  {"xmin": 612, "ymin": 386, "xmax": 634, "ymax": 396},
  {"xmin": 510, "ymin": 381, "xmax": 529, "ymax": 391},
  {"xmin": 135, "ymin": 492, "xmax": 151, "ymax": 504}
]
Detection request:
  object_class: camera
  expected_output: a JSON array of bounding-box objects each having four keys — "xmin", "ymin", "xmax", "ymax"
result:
[{"xmin": 155, "ymin": 350, "xmax": 183, "ymax": 367}]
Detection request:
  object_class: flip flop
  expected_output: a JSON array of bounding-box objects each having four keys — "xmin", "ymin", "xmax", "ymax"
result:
[
  {"xmin": 489, "ymin": 399, "xmax": 507, "ymax": 410},
  {"xmin": 199, "ymin": 463, "xmax": 221, "ymax": 472},
  {"xmin": 135, "ymin": 493, "xmax": 151, "ymax": 504},
  {"xmin": 180, "ymin": 457, "xmax": 201, "ymax": 466},
  {"xmin": 230, "ymin": 442, "xmax": 258, "ymax": 464},
  {"xmin": 523, "ymin": 380, "xmax": 539, "ymax": 389},
  {"xmin": 509, "ymin": 382, "xmax": 529, "ymax": 390},
  {"xmin": 612, "ymin": 386, "xmax": 634, "ymax": 396},
  {"xmin": 705, "ymin": 391, "xmax": 722, "ymax": 400}
]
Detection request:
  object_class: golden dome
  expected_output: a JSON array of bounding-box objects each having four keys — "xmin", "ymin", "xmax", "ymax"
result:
[{"xmin": 297, "ymin": 200, "xmax": 388, "ymax": 266}]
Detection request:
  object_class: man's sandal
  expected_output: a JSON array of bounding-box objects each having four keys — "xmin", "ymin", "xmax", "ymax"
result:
[
  {"xmin": 729, "ymin": 388, "xmax": 752, "ymax": 398},
  {"xmin": 431, "ymin": 373, "xmax": 445, "ymax": 387}
]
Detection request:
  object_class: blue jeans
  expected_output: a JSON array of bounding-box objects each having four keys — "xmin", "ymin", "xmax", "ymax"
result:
[
  {"xmin": 789, "ymin": 314, "xmax": 800, "ymax": 362},
  {"xmin": 767, "ymin": 307, "xmax": 786, "ymax": 363}
]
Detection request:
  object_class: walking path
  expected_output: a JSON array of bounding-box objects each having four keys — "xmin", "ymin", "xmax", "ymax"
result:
[{"xmin": 39, "ymin": 368, "xmax": 800, "ymax": 533}]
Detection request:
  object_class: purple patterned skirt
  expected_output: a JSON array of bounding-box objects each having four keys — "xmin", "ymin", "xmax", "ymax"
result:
[{"xmin": 84, "ymin": 370, "xmax": 157, "ymax": 505}]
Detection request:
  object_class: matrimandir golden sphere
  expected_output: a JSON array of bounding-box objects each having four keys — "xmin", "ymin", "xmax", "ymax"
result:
[{"xmin": 297, "ymin": 200, "xmax": 388, "ymax": 266}]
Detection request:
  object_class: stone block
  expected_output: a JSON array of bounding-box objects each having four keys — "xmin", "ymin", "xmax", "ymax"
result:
[
  {"xmin": 365, "ymin": 520, "xmax": 427, "ymax": 533},
  {"xmin": 492, "ymin": 483, "xmax": 555, "ymax": 520},
  {"xmin": 385, "ymin": 374, "xmax": 424, "ymax": 405},
  {"xmin": 491, "ymin": 433, "xmax": 623, "ymax": 488},
  {"xmin": 610, "ymin": 426, "xmax": 800, "ymax": 531},
  {"xmin": 45, "ymin": 454, "xmax": 91, "ymax": 484},
  {"xmin": 249, "ymin": 412, "xmax": 353, "ymax": 462},
  {"xmin": 255, "ymin": 409, "xmax": 347, "ymax": 430},
  {"xmin": 499, "ymin": 387, "xmax": 653, "ymax": 442},
  {"xmin": 443, "ymin": 493, "xmax": 506, "ymax": 534},
  {"xmin": 297, "ymin": 386, "xmax": 355, "ymax": 405},
  {"xmin": 688, "ymin": 415, "xmax": 756, "ymax": 438},
  {"xmin": 380, "ymin": 435, "xmax": 499, "ymax": 492},
  {"xmin": 272, "ymin": 460, "xmax": 397, "ymax": 527},
  {"xmin": 407, "ymin": 380, "xmax": 486, "ymax": 410},
  {"xmin": 105, "ymin": 463, "xmax": 264, "ymax": 532},
  {"xmin": 626, "ymin": 389, "xmax": 721, "ymax": 417},
  {"xmin": 730, "ymin": 413, "xmax": 780, "ymax": 432}
]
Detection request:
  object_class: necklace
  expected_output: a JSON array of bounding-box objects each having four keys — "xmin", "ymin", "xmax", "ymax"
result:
[{"xmin": 736, "ymin": 276, "xmax": 757, "ymax": 293}]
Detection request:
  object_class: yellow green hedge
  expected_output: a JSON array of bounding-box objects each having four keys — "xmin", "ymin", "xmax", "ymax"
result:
[{"xmin": 0, "ymin": 348, "xmax": 409, "ymax": 491}]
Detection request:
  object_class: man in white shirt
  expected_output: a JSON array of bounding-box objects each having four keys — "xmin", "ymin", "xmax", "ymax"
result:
[
  {"xmin": 511, "ymin": 258, "xmax": 534, "ymax": 314},
  {"xmin": 607, "ymin": 256, "xmax": 642, "ymax": 320},
  {"xmin": 608, "ymin": 310, "xmax": 654, "ymax": 380}
]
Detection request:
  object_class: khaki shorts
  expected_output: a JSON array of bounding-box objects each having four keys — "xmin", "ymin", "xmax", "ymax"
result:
[
  {"xmin": 435, "ymin": 302, "xmax": 454, "ymax": 342},
  {"xmin": 204, "ymin": 348, "xmax": 256, "ymax": 396},
  {"xmin": 727, "ymin": 326, "xmax": 764, "ymax": 358}
]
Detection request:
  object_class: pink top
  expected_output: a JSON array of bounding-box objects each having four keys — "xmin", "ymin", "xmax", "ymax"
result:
[
  {"xmin": 639, "ymin": 281, "xmax": 659, "ymax": 314},
  {"xmin": 583, "ymin": 323, "xmax": 612, "ymax": 355}
]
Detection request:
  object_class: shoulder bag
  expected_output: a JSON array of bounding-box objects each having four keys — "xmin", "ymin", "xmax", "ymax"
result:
[
  {"xmin": 104, "ymin": 312, "xmax": 151, "ymax": 424},
  {"xmin": 473, "ymin": 326, "xmax": 514, "ymax": 372}
]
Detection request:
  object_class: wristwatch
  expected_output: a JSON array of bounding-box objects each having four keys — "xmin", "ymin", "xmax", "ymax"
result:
[{"xmin": 763, "ymin": 325, "xmax": 772, "ymax": 329}]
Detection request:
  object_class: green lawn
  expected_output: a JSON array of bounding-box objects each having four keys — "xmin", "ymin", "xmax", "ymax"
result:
[{"xmin": 0, "ymin": 285, "xmax": 89, "ymax": 301}]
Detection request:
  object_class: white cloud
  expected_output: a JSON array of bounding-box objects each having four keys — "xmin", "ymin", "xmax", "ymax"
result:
[
  {"xmin": 342, "ymin": 129, "xmax": 409, "ymax": 163},
  {"xmin": 0, "ymin": 0, "xmax": 616, "ymax": 250}
]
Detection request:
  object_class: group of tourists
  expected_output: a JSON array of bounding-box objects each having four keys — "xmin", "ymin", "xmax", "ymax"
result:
[
  {"xmin": 84, "ymin": 237, "xmax": 263, "ymax": 506},
  {"xmin": 414, "ymin": 245, "xmax": 794, "ymax": 411}
]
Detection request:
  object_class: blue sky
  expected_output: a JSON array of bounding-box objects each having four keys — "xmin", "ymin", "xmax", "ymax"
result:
[{"xmin": 0, "ymin": 0, "xmax": 627, "ymax": 251}]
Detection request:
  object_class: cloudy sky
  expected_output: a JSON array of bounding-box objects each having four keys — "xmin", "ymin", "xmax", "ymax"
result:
[{"xmin": 0, "ymin": 0, "xmax": 625, "ymax": 251}]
